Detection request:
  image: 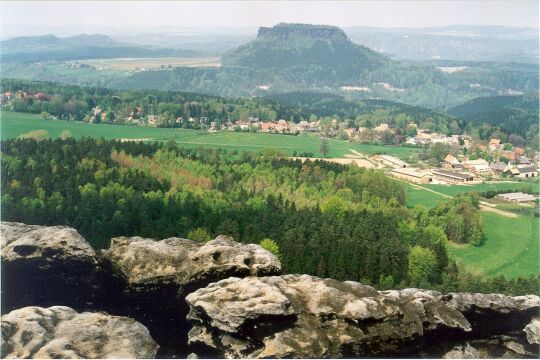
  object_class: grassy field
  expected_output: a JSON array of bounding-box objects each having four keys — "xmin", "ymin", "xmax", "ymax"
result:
[
  {"xmin": 449, "ymin": 214, "xmax": 539, "ymax": 278},
  {"xmin": 1, "ymin": 111, "xmax": 420, "ymax": 159},
  {"xmin": 404, "ymin": 181, "xmax": 539, "ymax": 279},
  {"xmin": 80, "ymin": 57, "xmax": 221, "ymax": 70},
  {"xmin": 420, "ymin": 182, "xmax": 540, "ymax": 196},
  {"xmin": 404, "ymin": 183, "xmax": 447, "ymax": 208}
]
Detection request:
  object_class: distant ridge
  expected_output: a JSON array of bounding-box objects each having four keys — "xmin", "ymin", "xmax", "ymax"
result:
[{"xmin": 0, "ymin": 34, "xmax": 204, "ymax": 63}]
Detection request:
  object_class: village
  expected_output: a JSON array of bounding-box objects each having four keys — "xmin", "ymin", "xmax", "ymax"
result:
[{"xmin": 2, "ymin": 89, "xmax": 539, "ymax": 202}]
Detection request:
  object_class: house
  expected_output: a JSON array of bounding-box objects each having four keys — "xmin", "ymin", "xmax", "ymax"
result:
[
  {"xmin": 475, "ymin": 144, "xmax": 487, "ymax": 152},
  {"xmin": 15, "ymin": 91, "xmax": 28, "ymax": 99},
  {"xmin": 308, "ymin": 122, "xmax": 319, "ymax": 132},
  {"xmin": 374, "ymin": 123, "xmax": 390, "ymax": 133},
  {"xmin": 345, "ymin": 128, "xmax": 356, "ymax": 137},
  {"xmin": 391, "ymin": 168, "xmax": 432, "ymax": 184},
  {"xmin": 100, "ymin": 111, "xmax": 108, "ymax": 122},
  {"xmin": 298, "ymin": 121, "xmax": 310, "ymax": 131},
  {"xmin": 261, "ymin": 122, "xmax": 272, "ymax": 132},
  {"xmin": 276, "ymin": 119, "xmax": 288, "ymax": 131},
  {"xmin": 432, "ymin": 169, "xmax": 474, "ymax": 183},
  {"xmin": 516, "ymin": 166, "xmax": 538, "ymax": 178},
  {"xmin": 378, "ymin": 155, "xmax": 409, "ymax": 168},
  {"xmin": 444, "ymin": 155, "xmax": 462, "ymax": 169},
  {"xmin": 406, "ymin": 137, "xmax": 420, "ymax": 146},
  {"xmin": 514, "ymin": 147, "xmax": 526, "ymax": 156},
  {"xmin": 147, "ymin": 115, "xmax": 157, "ymax": 126},
  {"xmin": 506, "ymin": 167, "xmax": 520, "ymax": 176},
  {"xmin": 490, "ymin": 161, "xmax": 507, "ymax": 173},
  {"xmin": 489, "ymin": 138, "xmax": 501, "ymax": 150},
  {"xmin": 2, "ymin": 91, "xmax": 13, "ymax": 101},
  {"xmin": 462, "ymin": 158, "xmax": 491, "ymax": 173},
  {"xmin": 495, "ymin": 192, "xmax": 535, "ymax": 203},
  {"xmin": 34, "ymin": 92, "xmax": 50, "ymax": 101},
  {"xmin": 516, "ymin": 156, "xmax": 532, "ymax": 166}
]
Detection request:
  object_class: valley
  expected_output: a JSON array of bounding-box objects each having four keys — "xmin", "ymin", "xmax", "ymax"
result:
[{"xmin": 1, "ymin": 2, "xmax": 539, "ymax": 357}]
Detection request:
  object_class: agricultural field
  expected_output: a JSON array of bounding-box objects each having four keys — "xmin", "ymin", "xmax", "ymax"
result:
[
  {"xmin": 0, "ymin": 111, "xmax": 420, "ymax": 159},
  {"xmin": 80, "ymin": 57, "xmax": 221, "ymax": 70}
]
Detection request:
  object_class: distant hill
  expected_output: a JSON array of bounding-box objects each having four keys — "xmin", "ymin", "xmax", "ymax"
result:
[
  {"xmin": 222, "ymin": 23, "xmax": 388, "ymax": 81},
  {"xmin": 264, "ymin": 91, "xmax": 456, "ymax": 123},
  {"xmin": 0, "ymin": 34, "xmax": 204, "ymax": 63},
  {"xmin": 1, "ymin": 24, "xmax": 538, "ymax": 111},
  {"xmin": 448, "ymin": 93, "xmax": 539, "ymax": 139}
]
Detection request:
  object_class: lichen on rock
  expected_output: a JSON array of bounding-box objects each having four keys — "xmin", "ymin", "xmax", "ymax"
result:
[
  {"xmin": 1, "ymin": 306, "xmax": 158, "ymax": 359},
  {"xmin": 186, "ymin": 275, "xmax": 540, "ymax": 358}
]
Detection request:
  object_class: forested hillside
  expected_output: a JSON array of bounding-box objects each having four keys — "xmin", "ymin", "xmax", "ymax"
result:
[
  {"xmin": 1, "ymin": 138, "xmax": 537, "ymax": 295},
  {"xmin": 448, "ymin": 93, "xmax": 539, "ymax": 143},
  {"xmin": 223, "ymin": 23, "xmax": 388, "ymax": 81}
]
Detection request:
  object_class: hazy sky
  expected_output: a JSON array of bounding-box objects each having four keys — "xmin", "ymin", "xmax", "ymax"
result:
[{"xmin": 1, "ymin": 1, "xmax": 538, "ymax": 36}]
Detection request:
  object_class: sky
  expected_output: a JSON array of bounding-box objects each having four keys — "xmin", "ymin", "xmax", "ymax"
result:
[{"xmin": 1, "ymin": 1, "xmax": 538, "ymax": 37}]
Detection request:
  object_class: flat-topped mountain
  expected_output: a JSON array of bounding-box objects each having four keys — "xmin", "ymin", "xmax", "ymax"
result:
[{"xmin": 222, "ymin": 23, "xmax": 387, "ymax": 80}]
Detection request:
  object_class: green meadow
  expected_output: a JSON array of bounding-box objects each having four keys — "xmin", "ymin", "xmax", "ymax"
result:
[
  {"xmin": 404, "ymin": 182, "xmax": 539, "ymax": 279},
  {"xmin": 1, "ymin": 111, "xmax": 420, "ymax": 159}
]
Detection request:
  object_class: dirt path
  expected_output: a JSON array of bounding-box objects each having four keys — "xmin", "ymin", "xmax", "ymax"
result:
[
  {"xmin": 478, "ymin": 201, "xmax": 518, "ymax": 218},
  {"xmin": 397, "ymin": 179, "xmax": 518, "ymax": 218}
]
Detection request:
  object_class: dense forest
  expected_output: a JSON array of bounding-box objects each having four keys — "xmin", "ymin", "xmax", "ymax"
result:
[
  {"xmin": 2, "ymin": 138, "xmax": 537, "ymax": 295},
  {"xmin": 448, "ymin": 93, "xmax": 539, "ymax": 145}
]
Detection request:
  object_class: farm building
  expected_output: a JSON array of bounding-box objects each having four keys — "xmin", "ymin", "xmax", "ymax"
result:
[
  {"xmin": 432, "ymin": 169, "xmax": 474, "ymax": 183},
  {"xmin": 390, "ymin": 168, "xmax": 432, "ymax": 184},
  {"xmin": 378, "ymin": 155, "xmax": 409, "ymax": 168},
  {"xmin": 444, "ymin": 154, "xmax": 462, "ymax": 169},
  {"xmin": 490, "ymin": 161, "xmax": 508, "ymax": 173},
  {"xmin": 516, "ymin": 166, "xmax": 538, "ymax": 178},
  {"xmin": 495, "ymin": 192, "xmax": 535, "ymax": 203},
  {"xmin": 463, "ymin": 158, "xmax": 491, "ymax": 173}
]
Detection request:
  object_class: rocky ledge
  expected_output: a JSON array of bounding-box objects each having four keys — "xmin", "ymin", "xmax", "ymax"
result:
[
  {"xmin": 1, "ymin": 222, "xmax": 105, "ymax": 312},
  {"xmin": 100, "ymin": 234, "xmax": 281, "ymax": 354},
  {"xmin": 1, "ymin": 221, "xmax": 539, "ymax": 359},
  {"xmin": 186, "ymin": 275, "xmax": 540, "ymax": 358},
  {"xmin": 1, "ymin": 222, "xmax": 281, "ymax": 357},
  {"xmin": 1, "ymin": 306, "xmax": 158, "ymax": 358}
]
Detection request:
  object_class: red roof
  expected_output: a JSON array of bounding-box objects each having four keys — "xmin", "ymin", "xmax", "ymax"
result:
[
  {"xmin": 4, "ymin": 92, "xmax": 13, "ymax": 96},
  {"xmin": 34, "ymin": 92, "xmax": 50, "ymax": 101}
]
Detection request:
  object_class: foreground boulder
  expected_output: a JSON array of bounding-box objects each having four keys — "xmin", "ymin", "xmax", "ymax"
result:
[
  {"xmin": 186, "ymin": 275, "xmax": 540, "ymax": 358},
  {"xmin": 1, "ymin": 222, "xmax": 107, "ymax": 313},
  {"xmin": 1, "ymin": 306, "xmax": 158, "ymax": 359},
  {"xmin": 101, "ymin": 235, "xmax": 281, "ymax": 356}
]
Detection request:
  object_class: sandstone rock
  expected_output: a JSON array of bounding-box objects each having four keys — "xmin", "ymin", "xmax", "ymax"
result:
[
  {"xmin": 1, "ymin": 306, "xmax": 158, "ymax": 359},
  {"xmin": 100, "ymin": 235, "xmax": 281, "ymax": 356},
  {"xmin": 186, "ymin": 275, "xmax": 540, "ymax": 358},
  {"xmin": 103, "ymin": 235, "xmax": 280, "ymax": 288},
  {"xmin": 524, "ymin": 318, "xmax": 540, "ymax": 345},
  {"xmin": 442, "ymin": 343, "xmax": 480, "ymax": 358},
  {"xmin": 1, "ymin": 222, "xmax": 106, "ymax": 313},
  {"xmin": 446, "ymin": 293, "xmax": 540, "ymax": 337}
]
